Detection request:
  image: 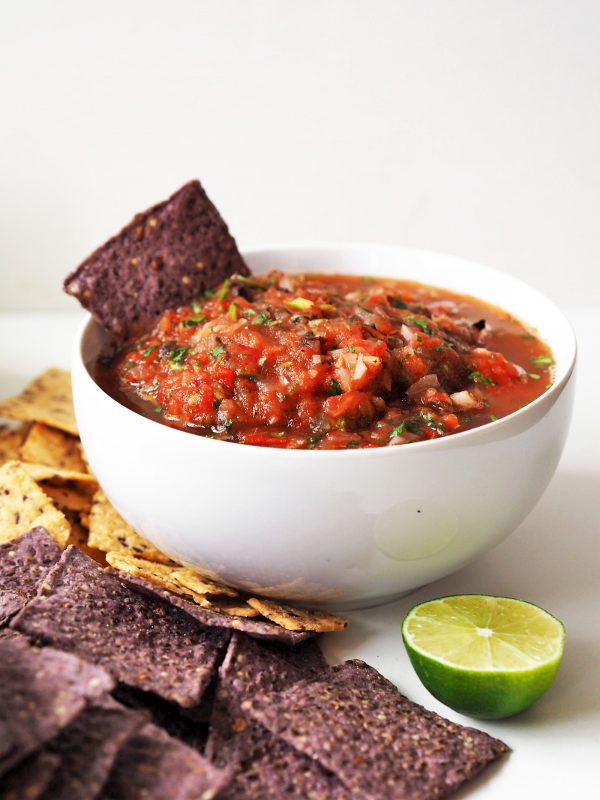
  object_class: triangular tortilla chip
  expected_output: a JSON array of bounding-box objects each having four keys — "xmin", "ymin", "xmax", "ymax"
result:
[
  {"xmin": 63, "ymin": 180, "xmax": 249, "ymax": 342},
  {"xmin": 0, "ymin": 461, "xmax": 71, "ymax": 548},
  {"xmin": 19, "ymin": 421, "xmax": 88, "ymax": 473},
  {"xmin": 0, "ymin": 369, "xmax": 77, "ymax": 435}
]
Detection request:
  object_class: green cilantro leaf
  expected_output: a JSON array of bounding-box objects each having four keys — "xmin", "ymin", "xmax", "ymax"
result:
[
  {"xmin": 182, "ymin": 315, "xmax": 206, "ymax": 327},
  {"xmin": 468, "ymin": 371, "xmax": 495, "ymax": 387}
]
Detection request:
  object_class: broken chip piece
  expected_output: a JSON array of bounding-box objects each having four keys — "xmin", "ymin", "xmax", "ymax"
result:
[
  {"xmin": 203, "ymin": 598, "xmax": 261, "ymax": 617},
  {"xmin": 11, "ymin": 546, "xmax": 230, "ymax": 707},
  {"xmin": 0, "ymin": 527, "xmax": 62, "ymax": 625},
  {"xmin": 64, "ymin": 180, "xmax": 250, "ymax": 342},
  {"xmin": 0, "ymin": 632, "xmax": 114, "ymax": 778},
  {"xmin": 247, "ymin": 596, "xmax": 348, "ymax": 633},
  {"xmin": 0, "ymin": 369, "xmax": 77, "ymax": 436},
  {"xmin": 0, "ymin": 460, "xmax": 71, "ymax": 548}
]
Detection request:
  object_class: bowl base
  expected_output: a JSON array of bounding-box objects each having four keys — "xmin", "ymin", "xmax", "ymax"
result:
[{"xmin": 318, "ymin": 587, "xmax": 419, "ymax": 613}]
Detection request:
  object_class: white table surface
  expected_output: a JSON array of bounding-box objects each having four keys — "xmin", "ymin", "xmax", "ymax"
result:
[{"xmin": 1, "ymin": 309, "xmax": 598, "ymax": 799}]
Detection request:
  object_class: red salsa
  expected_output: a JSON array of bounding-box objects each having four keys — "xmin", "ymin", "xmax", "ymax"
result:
[{"xmin": 99, "ymin": 272, "xmax": 554, "ymax": 449}]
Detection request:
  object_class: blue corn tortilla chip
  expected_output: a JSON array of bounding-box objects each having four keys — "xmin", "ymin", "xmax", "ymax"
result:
[
  {"xmin": 0, "ymin": 751, "xmax": 60, "ymax": 800},
  {"xmin": 211, "ymin": 629, "xmax": 328, "ymax": 705},
  {"xmin": 0, "ymin": 527, "xmax": 61, "ymax": 626},
  {"xmin": 40, "ymin": 698, "xmax": 145, "ymax": 800},
  {"xmin": 204, "ymin": 633, "xmax": 351, "ymax": 800},
  {"xmin": 241, "ymin": 659, "xmax": 509, "ymax": 800},
  {"xmin": 11, "ymin": 547, "xmax": 230, "ymax": 708},
  {"xmin": 0, "ymin": 632, "xmax": 113, "ymax": 778},
  {"xmin": 112, "ymin": 684, "xmax": 210, "ymax": 753},
  {"xmin": 206, "ymin": 631, "xmax": 328, "ymax": 764},
  {"xmin": 207, "ymin": 698, "xmax": 351, "ymax": 800},
  {"xmin": 102, "ymin": 722, "xmax": 231, "ymax": 800},
  {"xmin": 109, "ymin": 568, "xmax": 314, "ymax": 646},
  {"xmin": 64, "ymin": 180, "xmax": 249, "ymax": 342}
]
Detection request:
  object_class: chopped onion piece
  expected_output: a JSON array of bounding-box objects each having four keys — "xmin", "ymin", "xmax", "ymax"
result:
[
  {"xmin": 401, "ymin": 324, "xmax": 415, "ymax": 342},
  {"xmin": 450, "ymin": 390, "xmax": 479, "ymax": 410},
  {"xmin": 353, "ymin": 353, "xmax": 367, "ymax": 381}
]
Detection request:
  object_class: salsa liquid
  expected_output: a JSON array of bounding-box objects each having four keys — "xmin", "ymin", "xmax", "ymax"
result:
[{"xmin": 96, "ymin": 272, "xmax": 554, "ymax": 450}]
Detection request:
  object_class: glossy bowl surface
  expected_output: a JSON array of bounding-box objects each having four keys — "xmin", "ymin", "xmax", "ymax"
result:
[{"xmin": 72, "ymin": 244, "xmax": 576, "ymax": 608}]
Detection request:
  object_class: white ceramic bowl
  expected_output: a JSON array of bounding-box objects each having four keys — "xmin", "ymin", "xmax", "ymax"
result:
[{"xmin": 72, "ymin": 244, "xmax": 576, "ymax": 609}]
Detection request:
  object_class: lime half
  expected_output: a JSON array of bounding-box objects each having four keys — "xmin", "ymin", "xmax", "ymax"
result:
[{"xmin": 402, "ymin": 595, "xmax": 565, "ymax": 719}]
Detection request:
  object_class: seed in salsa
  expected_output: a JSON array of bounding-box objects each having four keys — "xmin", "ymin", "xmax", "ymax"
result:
[{"xmin": 100, "ymin": 272, "xmax": 554, "ymax": 449}]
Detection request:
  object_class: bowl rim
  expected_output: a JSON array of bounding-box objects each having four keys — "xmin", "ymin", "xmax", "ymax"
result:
[{"xmin": 75, "ymin": 241, "xmax": 577, "ymax": 459}]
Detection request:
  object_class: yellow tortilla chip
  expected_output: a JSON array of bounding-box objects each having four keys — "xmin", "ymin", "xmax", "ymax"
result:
[
  {"xmin": 21, "ymin": 462, "xmax": 97, "ymax": 483},
  {"xmin": 204, "ymin": 598, "xmax": 260, "ymax": 617},
  {"xmin": 39, "ymin": 482, "xmax": 94, "ymax": 514},
  {"xmin": 247, "ymin": 597, "xmax": 348, "ymax": 633},
  {"xmin": 66, "ymin": 520, "xmax": 88, "ymax": 547},
  {"xmin": 19, "ymin": 422, "xmax": 88, "ymax": 473},
  {"xmin": 0, "ymin": 460, "xmax": 70, "ymax": 548},
  {"xmin": 0, "ymin": 424, "xmax": 29, "ymax": 465},
  {"xmin": 88, "ymin": 490, "xmax": 174, "ymax": 564},
  {"xmin": 170, "ymin": 567, "xmax": 239, "ymax": 599},
  {"xmin": 105, "ymin": 551, "xmax": 182, "ymax": 594},
  {"xmin": 0, "ymin": 368, "xmax": 77, "ymax": 435},
  {"xmin": 66, "ymin": 521, "xmax": 107, "ymax": 565},
  {"xmin": 106, "ymin": 551, "xmax": 258, "ymax": 616}
]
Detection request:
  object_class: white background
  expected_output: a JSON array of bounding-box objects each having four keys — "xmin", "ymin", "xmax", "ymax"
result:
[
  {"xmin": 1, "ymin": 3, "xmax": 599, "ymax": 797},
  {"xmin": 1, "ymin": 0, "xmax": 599, "ymax": 310}
]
